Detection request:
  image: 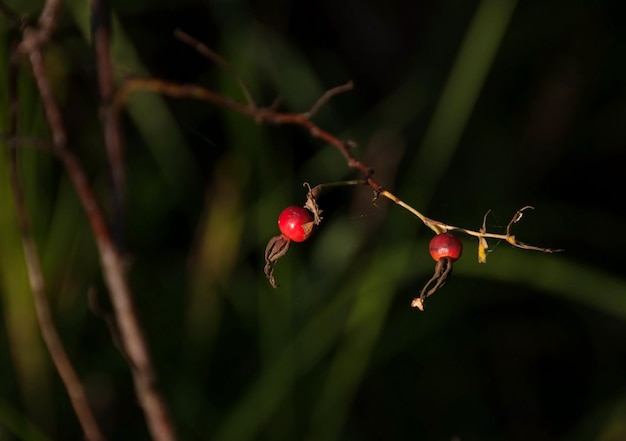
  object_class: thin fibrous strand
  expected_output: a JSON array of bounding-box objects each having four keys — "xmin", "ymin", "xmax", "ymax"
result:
[
  {"xmin": 305, "ymin": 80, "xmax": 354, "ymax": 119},
  {"xmin": 506, "ymin": 205, "xmax": 534, "ymax": 236},
  {"xmin": 174, "ymin": 29, "xmax": 257, "ymax": 108}
]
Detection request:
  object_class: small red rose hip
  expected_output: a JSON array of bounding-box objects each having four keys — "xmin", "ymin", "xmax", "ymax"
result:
[
  {"xmin": 429, "ymin": 233, "xmax": 463, "ymax": 262},
  {"xmin": 278, "ymin": 206, "xmax": 314, "ymax": 242}
]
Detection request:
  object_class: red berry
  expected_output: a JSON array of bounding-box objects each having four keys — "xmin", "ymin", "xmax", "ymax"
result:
[
  {"xmin": 429, "ymin": 233, "xmax": 463, "ymax": 262},
  {"xmin": 278, "ymin": 206, "xmax": 314, "ymax": 242}
]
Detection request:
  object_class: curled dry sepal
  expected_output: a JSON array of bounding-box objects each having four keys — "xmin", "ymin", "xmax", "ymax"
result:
[
  {"xmin": 264, "ymin": 183, "xmax": 323, "ymax": 288},
  {"xmin": 411, "ymin": 257, "xmax": 453, "ymax": 311},
  {"xmin": 264, "ymin": 235, "xmax": 291, "ymax": 288}
]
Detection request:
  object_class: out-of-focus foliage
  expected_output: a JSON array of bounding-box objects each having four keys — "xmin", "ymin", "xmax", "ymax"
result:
[{"xmin": 1, "ymin": 0, "xmax": 626, "ymax": 440}]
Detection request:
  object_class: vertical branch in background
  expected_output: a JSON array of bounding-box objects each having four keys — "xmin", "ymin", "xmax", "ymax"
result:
[
  {"xmin": 91, "ymin": 0, "xmax": 125, "ymax": 250},
  {"xmin": 15, "ymin": 2, "xmax": 178, "ymax": 440},
  {"xmin": 33, "ymin": 0, "xmax": 62, "ymax": 42},
  {"xmin": 8, "ymin": 43, "xmax": 107, "ymax": 441}
]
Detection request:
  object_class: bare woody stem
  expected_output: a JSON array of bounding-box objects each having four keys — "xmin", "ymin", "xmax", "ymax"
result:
[
  {"xmin": 18, "ymin": 18, "xmax": 178, "ymax": 441},
  {"xmin": 8, "ymin": 43, "xmax": 107, "ymax": 441},
  {"xmin": 115, "ymin": 75, "xmax": 560, "ymax": 255},
  {"xmin": 114, "ymin": 78, "xmax": 373, "ymax": 177},
  {"xmin": 114, "ymin": 32, "xmax": 562, "ymax": 256},
  {"xmin": 91, "ymin": 0, "xmax": 126, "ymax": 250},
  {"xmin": 8, "ymin": 162, "xmax": 110, "ymax": 441}
]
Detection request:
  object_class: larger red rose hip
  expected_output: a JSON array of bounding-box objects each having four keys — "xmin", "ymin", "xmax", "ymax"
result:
[{"xmin": 278, "ymin": 206, "xmax": 314, "ymax": 242}]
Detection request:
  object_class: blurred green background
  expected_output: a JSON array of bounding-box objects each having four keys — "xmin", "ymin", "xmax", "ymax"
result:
[{"xmin": 2, "ymin": 0, "xmax": 626, "ymax": 440}]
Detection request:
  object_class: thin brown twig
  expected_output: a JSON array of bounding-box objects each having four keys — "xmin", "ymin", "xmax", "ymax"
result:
[
  {"xmin": 174, "ymin": 28, "xmax": 257, "ymax": 108},
  {"xmin": 305, "ymin": 80, "xmax": 354, "ymax": 119},
  {"xmin": 17, "ymin": 14, "xmax": 178, "ymax": 441},
  {"xmin": 12, "ymin": 0, "xmax": 62, "ymax": 49},
  {"xmin": 114, "ymin": 77, "xmax": 374, "ymax": 176},
  {"xmin": 8, "ymin": 41, "xmax": 107, "ymax": 441},
  {"xmin": 112, "ymin": 36, "xmax": 561, "ymax": 313},
  {"xmin": 114, "ymin": 76, "xmax": 560, "ymax": 257},
  {"xmin": 36, "ymin": 0, "xmax": 62, "ymax": 42},
  {"xmin": 378, "ymin": 190, "xmax": 561, "ymax": 253},
  {"xmin": 506, "ymin": 205, "xmax": 533, "ymax": 236},
  {"xmin": 91, "ymin": 0, "xmax": 126, "ymax": 249}
]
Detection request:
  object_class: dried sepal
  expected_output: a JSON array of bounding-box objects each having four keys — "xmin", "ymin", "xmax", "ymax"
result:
[
  {"xmin": 478, "ymin": 237, "xmax": 489, "ymax": 263},
  {"xmin": 303, "ymin": 182, "xmax": 324, "ymax": 225},
  {"xmin": 264, "ymin": 234, "xmax": 291, "ymax": 288},
  {"xmin": 478, "ymin": 210, "xmax": 490, "ymax": 263},
  {"xmin": 411, "ymin": 257, "xmax": 454, "ymax": 311}
]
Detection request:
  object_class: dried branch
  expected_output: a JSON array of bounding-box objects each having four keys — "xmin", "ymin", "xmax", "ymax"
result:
[
  {"xmin": 91, "ymin": 0, "xmax": 126, "ymax": 250},
  {"xmin": 8, "ymin": 38, "xmax": 107, "ymax": 441},
  {"xmin": 113, "ymin": 33, "xmax": 563, "ymax": 321},
  {"xmin": 304, "ymin": 80, "xmax": 354, "ymax": 119},
  {"xmin": 114, "ymin": 56, "xmax": 560, "ymax": 261},
  {"xmin": 16, "ymin": 8, "xmax": 178, "ymax": 441},
  {"xmin": 36, "ymin": 0, "xmax": 62, "ymax": 42},
  {"xmin": 174, "ymin": 28, "xmax": 257, "ymax": 108}
]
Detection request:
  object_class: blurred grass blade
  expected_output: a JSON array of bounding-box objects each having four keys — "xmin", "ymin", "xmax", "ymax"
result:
[
  {"xmin": 410, "ymin": 0, "xmax": 518, "ymax": 206},
  {"xmin": 212, "ymin": 243, "xmax": 411, "ymax": 441},
  {"xmin": 457, "ymin": 250, "xmax": 626, "ymax": 319},
  {"xmin": 0, "ymin": 399, "xmax": 54, "ymax": 441},
  {"xmin": 306, "ymin": 244, "xmax": 412, "ymax": 441}
]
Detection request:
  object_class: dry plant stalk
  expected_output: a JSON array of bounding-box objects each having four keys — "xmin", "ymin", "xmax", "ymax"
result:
[
  {"xmin": 8, "ymin": 40, "xmax": 107, "ymax": 441},
  {"xmin": 12, "ymin": 1, "xmax": 178, "ymax": 440},
  {"xmin": 113, "ymin": 31, "xmax": 560, "ymax": 257}
]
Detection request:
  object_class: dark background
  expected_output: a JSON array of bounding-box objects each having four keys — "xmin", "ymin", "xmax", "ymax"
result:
[{"xmin": 1, "ymin": 0, "xmax": 626, "ymax": 440}]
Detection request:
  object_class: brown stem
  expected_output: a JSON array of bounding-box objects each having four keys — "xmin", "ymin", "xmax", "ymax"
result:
[
  {"xmin": 91, "ymin": 0, "xmax": 126, "ymax": 249},
  {"xmin": 115, "ymin": 75, "xmax": 561, "ymax": 257},
  {"xmin": 35, "ymin": 0, "xmax": 62, "ymax": 43},
  {"xmin": 115, "ymin": 75, "xmax": 560, "ymax": 257},
  {"xmin": 174, "ymin": 28, "xmax": 257, "ymax": 108},
  {"xmin": 9, "ymin": 42, "xmax": 107, "ymax": 441},
  {"xmin": 304, "ymin": 80, "xmax": 354, "ymax": 119},
  {"xmin": 18, "ymin": 17, "xmax": 178, "ymax": 441}
]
